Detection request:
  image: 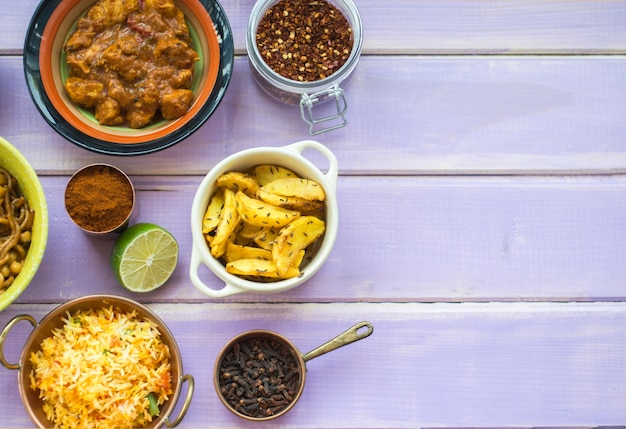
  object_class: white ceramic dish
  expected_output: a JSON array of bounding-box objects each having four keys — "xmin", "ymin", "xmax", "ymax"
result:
[{"xmin": 190, "ymin": 140, "xmax": 338, "ymax": 298}]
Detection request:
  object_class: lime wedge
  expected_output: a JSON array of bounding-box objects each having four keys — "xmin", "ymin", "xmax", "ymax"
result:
[{"xmin": 111, "ymin": 223, "xmax": 178, "ymax": 292}]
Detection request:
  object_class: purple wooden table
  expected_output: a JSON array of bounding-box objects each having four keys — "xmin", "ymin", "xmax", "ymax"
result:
[{"xmin": 1, "ymin": 1, "xmax": 625, "ymax": 427}]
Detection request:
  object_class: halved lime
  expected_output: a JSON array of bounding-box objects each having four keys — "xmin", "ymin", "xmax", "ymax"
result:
[{"xmin": 111, "ymin": 223, "xmax": 178, "ymax": 292}]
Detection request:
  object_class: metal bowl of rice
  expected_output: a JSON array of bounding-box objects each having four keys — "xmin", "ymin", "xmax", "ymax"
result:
[{"xmin": 0, "ymin": 295, "xmax": 194, "ymax": 429}]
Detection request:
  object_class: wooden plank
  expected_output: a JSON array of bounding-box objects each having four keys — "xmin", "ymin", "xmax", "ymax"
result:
[
  {"xmin": 0, "ymin": 302, "xmax": 623, "ymax": 428},
  {"xmin": 1, "ymin": 55, "xmax": 625, "ymax": 175},
  {"xmin": 3, "ymin": 1, "xmax": 626, "ymax": 54},
  {"xmin": 356, "ymin": 0, "xmax": 626, "ymax": 54},
  {"xmin": 10, "ymin": 175, "xmax": 626, "ymax": 304},
  {"xmin": 1, "ymin": 3, "xmax": 622, "ymax": 429}
]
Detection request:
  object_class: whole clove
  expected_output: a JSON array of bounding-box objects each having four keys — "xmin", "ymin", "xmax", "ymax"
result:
[{"xmin": 217, "ymin": 336, "xmax": 301, "ymax": 418}]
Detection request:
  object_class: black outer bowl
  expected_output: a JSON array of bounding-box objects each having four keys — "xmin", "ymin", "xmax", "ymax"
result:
[{"xmin": 23, "ymin": 0, "xmax": 234, "ymax": 156}]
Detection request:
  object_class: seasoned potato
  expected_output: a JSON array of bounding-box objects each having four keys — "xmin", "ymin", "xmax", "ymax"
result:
[
  {"xmin": 250, "ymin": 164, "xmax": 298, "ymax": 186},
  {"xmin": 273, "ymin": 216, "xmax": 325, "ymax": 277},
  {"xmin": 202, "ymin": 187, "xmax": 224, "ymax": 234},
  {"xmin": 257, "ymin": 188, "xmax": 325, "ymax": 216},
  {"xmin": 261, "ymin": 177, "xmax": 325, "ymax": 201},
  {"xmin": 216, "ymin": 171, "xmax": 260, "ymax": 196},
  {"xmin": 235, "ymin": 191, "xmax": 300, "ymax": 228},
  {"xmin": 226, "ymin": 259, "xmax": 300, "ymax": 279},
  {"xmin": 224, "ymin": 242, "xmax": 272, "ymax": 263},
  {"xmin": 203, "ymin": 164, "xmax": 327, "ymax": 281},
  {"xmin": 210, "ymin": 189, "xmax": 240, "ymax": 258},
  {"xmin": 253, "ymin": 227, "xmax": 281, "ymax": 251},
  {"xmin": 237, "ymin": 222, "xmax": 266, "ymax": 240}
]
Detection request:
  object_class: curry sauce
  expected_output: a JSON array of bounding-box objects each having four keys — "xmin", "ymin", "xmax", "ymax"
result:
[{"xmin": 64, "ymin": 0, "xmax": 199, "ymax": 129}]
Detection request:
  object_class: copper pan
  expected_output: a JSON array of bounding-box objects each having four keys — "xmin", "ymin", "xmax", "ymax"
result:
[
  {"xmin": 214, "ymin": 321, "xmax": 373, "ymax": 421},
  {"xmin": 0, "ymin": 294, "xmax": 194, "ymax": 428}
]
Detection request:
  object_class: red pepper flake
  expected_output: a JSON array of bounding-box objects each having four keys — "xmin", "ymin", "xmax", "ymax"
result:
[{"xmin": 256, "ymin": 0, "xmax": 353, "ymax": 82}]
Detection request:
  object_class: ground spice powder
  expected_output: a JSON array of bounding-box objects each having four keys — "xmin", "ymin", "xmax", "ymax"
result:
[
  {"xmin": 256, "ymin": 0, "xmax": 353, "ymax": 82},
  {"xmin": 65, "ymin": 165, "xmax": 134, "ymax": 232}
]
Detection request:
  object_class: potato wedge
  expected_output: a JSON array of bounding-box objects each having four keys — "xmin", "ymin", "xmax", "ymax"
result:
[
  {"xmin": 235, "ymin": 191, "xmax": 300, "ymax": 228},
  {"xmin": 273, "ymin": 216, "xmax": 325, "ymax": 276},
  {"xmin": 202, "ymin": 187, "xmax": 224, "ymax": 234},
  {"xmin": 291, "ymin": 249, "xmax": 306, "ymax": 269},
  {"xmin": 253, "ymin": 227, "xmax": 281, "ymax": 250},
  {"xmin": 262, "ymin": 177, "xmax": 325, "ymax": 201},
  {"xmin": 224, "ymin": 242, "xmax": 272, "ymax": 263},
  {"xmin": 237, "ymin": 221, "xmax": 266, "ymax": 240},
  {"xmin": 257, "ymin": 188, "xmax": 325, "ymax": 216},
  {"xmin": 204, "ymin": 164, "xmax": 329, "ymax": 282},
  {"xmin": 226, "ymin": 258, "xmax": 300, "ymax": 279},
  {"xmin": 250, "ymin": 164, "xmax": 298, "ymax": 186},
  {"xmin": 216, "ymin": 171, "xmax": 260, "ymax": 196},
  {"xmin": 210, "ymin": 188, "xmax": 240, "ymax": 258}
]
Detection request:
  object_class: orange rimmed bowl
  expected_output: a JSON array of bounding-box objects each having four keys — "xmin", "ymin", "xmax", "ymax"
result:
[{"xmin": 24, "ymin": 0, "xmax": 234, "ymax": 156}]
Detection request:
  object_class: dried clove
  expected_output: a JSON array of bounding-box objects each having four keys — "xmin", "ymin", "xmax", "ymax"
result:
[{"xmin": 218, "ymin": 336, "xmax": 301, "ymax": 418}]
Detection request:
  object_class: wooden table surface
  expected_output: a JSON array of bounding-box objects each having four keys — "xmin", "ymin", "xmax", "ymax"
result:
[{"xmin": 1, "ymin": 1, "xmax": 625, "ymax": 428}]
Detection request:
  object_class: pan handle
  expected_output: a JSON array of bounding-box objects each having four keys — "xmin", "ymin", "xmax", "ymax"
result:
[
  {"xmin": 302, "ymin": 321, "xmax": 373, "ymax": 363},
  {"xmin": 0, "ymin": 314, "xmax": 37, "ymax": 370},
  {"xmin": 164, "ymin": 374, "xmax": 194, "ymax": 428}
]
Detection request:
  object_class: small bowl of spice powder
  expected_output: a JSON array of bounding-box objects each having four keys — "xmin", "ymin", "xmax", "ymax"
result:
[
  {"xmin": 246, "ymin": 0, "xmax": 363, "ymax": 135},
  {"xmin": 64, "ymin": 164, "xmax": 136, "ymax": 237}
]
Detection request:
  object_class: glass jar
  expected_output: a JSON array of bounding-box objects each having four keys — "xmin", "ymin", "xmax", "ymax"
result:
[{"xmin": 246, "ymin": 0, "xmax": 363, "ymax": 135}]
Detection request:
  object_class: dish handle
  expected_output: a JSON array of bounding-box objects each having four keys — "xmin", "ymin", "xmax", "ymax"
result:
[
  {"xmin": 283, "ymin": 139, "xmax": 339, "ymax": 191},
  {"xmin": 0, "ymin": 314, "xmax": 37, "ymax": 370},
  {"xmin": 190, "ymin": 244, "xmax": 243, "ymax": 298}
]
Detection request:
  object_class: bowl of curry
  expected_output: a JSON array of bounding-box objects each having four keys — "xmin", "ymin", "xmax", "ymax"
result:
[{"xmin": 24, "ymin": 0, "xmax": 234, "ymax": 156}]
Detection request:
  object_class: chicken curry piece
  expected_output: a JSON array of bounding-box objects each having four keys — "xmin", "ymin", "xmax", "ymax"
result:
[{"xmin": 64, "ymin": 0, "xmax": 200, "ymax": 129}]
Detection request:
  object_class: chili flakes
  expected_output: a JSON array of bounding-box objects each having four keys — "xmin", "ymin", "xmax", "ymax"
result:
[{"xmin": 255, "ymin": 0, "xmax": 353, "ymax": 82}]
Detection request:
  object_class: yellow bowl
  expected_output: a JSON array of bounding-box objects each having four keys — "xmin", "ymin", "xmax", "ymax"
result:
[{"xmin": 0, "ymin": 137, "xmax": 48, "ymax": 312}]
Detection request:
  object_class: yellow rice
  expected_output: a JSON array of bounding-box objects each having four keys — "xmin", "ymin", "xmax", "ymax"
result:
[{"xmin": 29, "ymin": 306, "xmax": 172, "ymax": 429}]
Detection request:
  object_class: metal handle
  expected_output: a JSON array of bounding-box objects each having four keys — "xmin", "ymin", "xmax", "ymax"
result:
[
  {"xmin": 0, "ymin": 314, "xmax": 37, "ymax": 370},
  {"xmin": 300, "ymin": 85, "xmax": 348, "ymax": 135},
  {"xmin": 302, "ymin": 321, "xmax": 373, "ymax": 362},
  {"xmin": 164, "ymin": 374, "xmax": 194, "ymax": 428}
]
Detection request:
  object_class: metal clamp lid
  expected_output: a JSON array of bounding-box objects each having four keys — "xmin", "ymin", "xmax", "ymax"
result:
[{"xmin": 300, "ymin": 85, "xmax": 348, "ymax": 135}]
